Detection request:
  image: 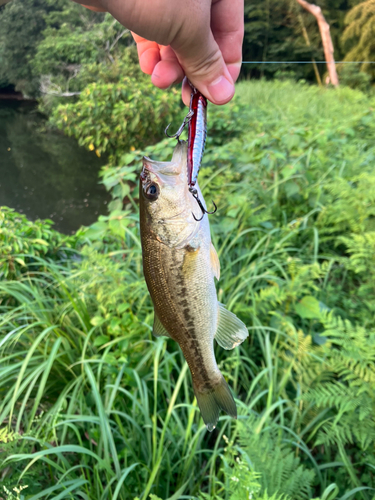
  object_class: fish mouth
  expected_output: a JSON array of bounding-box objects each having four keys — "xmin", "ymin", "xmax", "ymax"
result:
[
  {"xmin": 142, "ymin": 157, "xmax": 181, "ymax": 177},
  {"xmin": 141, "ymin": 142, "xmax": 188, "ymax": 179}
]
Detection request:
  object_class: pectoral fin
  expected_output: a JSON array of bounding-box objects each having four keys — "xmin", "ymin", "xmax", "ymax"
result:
[
  {"xmin": 153, "ymin": 312, "xmax": 171, "ymax": 338},
  {"xmin": 210, "ymin": 243, "xmax": 220, "ymax": 280},
  {"xmin": 214, "ymin": 303, "xmax": 248, "ymax": 350}
]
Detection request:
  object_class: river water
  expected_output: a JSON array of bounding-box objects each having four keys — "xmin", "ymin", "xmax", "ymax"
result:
[{"xmin": 0, "ymin": 100, "xmax": 111, "ymax": 234}]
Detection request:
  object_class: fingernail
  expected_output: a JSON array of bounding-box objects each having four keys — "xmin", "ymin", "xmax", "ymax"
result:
[{"xmin": 207, "ymin": 76, "xmax": 235, "ymax": 104}]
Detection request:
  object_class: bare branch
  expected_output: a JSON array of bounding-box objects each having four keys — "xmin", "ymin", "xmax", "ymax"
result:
[
  {"xmin": 109, "ymin": 29, "xmax": 129, "ymax": 53},
  {"xmin": 296, "ymin": 0, "xmax": 339, "ymax": 86},
  {"xmin": 66, "ymin": 66, "xmax": 81, "ymax": 92},
  {"xmin": 40, "ymin": 75, "xmax": 81, "ymax": 97}
]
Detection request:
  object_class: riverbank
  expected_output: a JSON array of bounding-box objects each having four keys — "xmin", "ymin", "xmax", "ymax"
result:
[
  {"xmin": 0, "ymin": 84, "xmax": 24, "ymax": 100},
  {"xmin": 0, "ymin": 91, "xmax": 23, "ymax": 99},
  {"xmin": 0, "ymin": 99, "xmax": 110, "ymax": 233}
]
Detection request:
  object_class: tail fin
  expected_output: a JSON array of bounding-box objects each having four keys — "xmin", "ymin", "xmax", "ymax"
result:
[{"xmin": 194, "ymin": 376, "xmax": 237, "ymax": 432}]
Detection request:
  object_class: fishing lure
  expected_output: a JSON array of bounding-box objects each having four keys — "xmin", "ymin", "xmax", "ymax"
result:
[
  {"xmin": 165, "ymin": 81, "xmax": 216, "ymax": 221},
  {"xmin": 186, "ymin": 82, "xmax": 207, "ymax": 188}
]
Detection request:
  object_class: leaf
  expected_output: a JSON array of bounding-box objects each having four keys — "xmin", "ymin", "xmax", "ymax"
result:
[
  {"xmin": 295, "ymin": 295, "xmax": 321, "ymax": 319},
  {"xmin": 93, "ymin": 335, "xmax": 110, "ymax": 346},
  {"xmin": 84, "ymin": 221, "xmax": 108, "ymax": 240},
  {"xmin": 285, "ymin": 180, "xmax": 300, "ymax": 198},
  {"xmin": 32, "ymin": 239, "xmax": 49, "ymax": 246},
  {"xmin": 108, "ymin": 199, "xmax": 123, "ymax": 212},
  {"xmin": 281, "ymin": 164, "xmax": 298, "ymax": 179},
  {"xmin": 90, "ymin": 316, "xmax": 105, "ymax": 327}
]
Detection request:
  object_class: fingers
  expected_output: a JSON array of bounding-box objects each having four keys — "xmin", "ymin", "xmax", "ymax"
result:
[
  {"xmin": 172, "ymin": 31, "xmax": 235, "ymax": 105},
  {"xmin": 211, "ymin": 0, "xmax": 244, "ymax": 83},
  {"xmin": 74, "ymin": 0, "xmax": 244, "ymax": 106},
  {"xmin": 133, "ymin": 34, "xmax": 161, "ymax": 75},
  {"xmin": 182, "ymin": 78, "xmax": 192, "ymax": 107},
  {"xmin": 168, "ymin": 1, "xmax": 242, "ymax": 105},
  {"xmin": 151, "ymin": 46, "xmax": 185, "ymax": 89},
  {"xmin": 132, "ymin": 34, "xmax": 184, "ymax": 87}
]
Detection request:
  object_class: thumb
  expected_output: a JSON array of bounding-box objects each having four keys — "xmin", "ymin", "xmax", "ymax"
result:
[{"xmin": 170, "ymin": 27, "xmax": 235, "ymax": 105}]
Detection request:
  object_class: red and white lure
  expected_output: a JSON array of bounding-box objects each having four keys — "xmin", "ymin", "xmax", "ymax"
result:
[
  {"xmin": 186, "ymin": 82, "xmax": 207, "ymax": 188},
  {"xmin": 165, "ymin": 81, "xmax": 216, "ymax": 220}
]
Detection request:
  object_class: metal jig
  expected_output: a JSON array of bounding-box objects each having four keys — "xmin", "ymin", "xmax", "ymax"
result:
[
  {"xmin": 164, "ymin": 110, "xmax": 194, "ymax": 140},
  {"xmin": 190, "ymin": 187, "xmax": 217, "ymax": 222}
]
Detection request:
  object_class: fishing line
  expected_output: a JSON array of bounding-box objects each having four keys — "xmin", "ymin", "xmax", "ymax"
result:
[{"xmin": 242, "ymin": 61, "xmax": 375, "ymax": 64}]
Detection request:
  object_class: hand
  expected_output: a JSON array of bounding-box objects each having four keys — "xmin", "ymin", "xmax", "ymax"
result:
[{"xmin": 75, "ymin": 0, "xmax": 244, "ymax": 105}]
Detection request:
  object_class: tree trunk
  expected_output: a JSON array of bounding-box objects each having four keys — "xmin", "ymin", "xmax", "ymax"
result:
[
  {"xmin": 296, "ymin": 0, "xmax": 339, "ymax": 86},
  {"xmin": 298, "ymin": 13, "xmax": 323, "ymax": 86}
]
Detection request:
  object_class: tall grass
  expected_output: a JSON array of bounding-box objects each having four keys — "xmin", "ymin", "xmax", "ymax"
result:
[{"xmin": 1, "ymin": 80, "xmax": 375, "ymax": 499}]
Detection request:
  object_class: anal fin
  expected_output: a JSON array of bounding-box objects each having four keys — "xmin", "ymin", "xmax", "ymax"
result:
[
  {"xmin": 153, "ymin": 312, "xmax": 171, "ymax": 338},
  {"xmin": 214, "ymin": 303, "xmax": 248, "ymax": 350}
]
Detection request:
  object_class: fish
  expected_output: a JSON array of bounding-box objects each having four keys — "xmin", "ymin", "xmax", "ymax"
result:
[{"xmin": 139, "ymin": 141, "xmax": 248, "ymax": 431}]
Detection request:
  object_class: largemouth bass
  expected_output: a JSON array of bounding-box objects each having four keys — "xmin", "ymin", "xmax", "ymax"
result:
[{"xmin": 139, "ymin": 142, "xmax": 248, "ymax": 431}]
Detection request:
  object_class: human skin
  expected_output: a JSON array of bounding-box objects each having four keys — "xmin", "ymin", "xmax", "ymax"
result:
[{"xmin": 73, "ymin": 0, "xmax": 244, "ymax": 106}]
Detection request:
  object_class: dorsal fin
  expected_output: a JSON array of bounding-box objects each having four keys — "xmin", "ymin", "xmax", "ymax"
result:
[
  {"xmin": 210, "ymin": 243, "xmax": 220, "ymax": 280},
  {"xmin": 214, "ymin": 303, "xmax": 248, "ymax": 350}
]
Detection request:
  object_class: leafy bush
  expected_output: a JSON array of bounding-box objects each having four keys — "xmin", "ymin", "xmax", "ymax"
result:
[
  {"xmin": 51, "ymin": 78, "xmax": 183, "ymax": 160},
  {"xmin": 337, "ymin": 64, "xmax": 372, "ymax": 92},
  {"xmin": 342, "ymin": 0, "xmax": 375, "ymax": 80},
  {"xmin": 0, "ymin": 206, "xmax": 78, "ymax": 279},
  {"xmin": 33, "ymin": 9, "xmax": 130, "ymax": 79}
]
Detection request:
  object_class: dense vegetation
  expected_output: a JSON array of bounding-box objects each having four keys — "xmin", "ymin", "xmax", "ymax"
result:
[
  {"xmin": 1, "ymin": 0, "xmax": 375, "ymax": 101},
  {"xmin": 1, "ymin": 0, "xmax": 375, "ymax": 498},
  {"xmin": 1, "ymin": 80, "xmax": 375, "ymax": 499}
]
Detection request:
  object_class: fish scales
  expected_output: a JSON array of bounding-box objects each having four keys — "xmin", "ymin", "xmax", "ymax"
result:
[
  {"xmin": 139, "ymin": 142, "xmax": 248, "ymax": 431},
  {"xmin": 140, "ymin": 216, "xmax": 219, "ymax": 391}
]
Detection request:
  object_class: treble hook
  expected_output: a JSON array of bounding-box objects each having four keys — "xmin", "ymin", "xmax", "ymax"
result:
[
  {"xmin": 190, "ymin": 187, "xmax": 217, "ymax": 221},
  {"xmin": 165, "ymin": 110, "xmax": 194, "ymax": 140}
]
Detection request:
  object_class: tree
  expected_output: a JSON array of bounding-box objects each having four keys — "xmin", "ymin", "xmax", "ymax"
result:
[
  {"xmin": 296, "ymin": 0, "xmax": 339, "ymax": 85},
  {"xmin": 242, "ymin": 0, "xmax": 363, "ymax": 83},
  {"xmin": 243, "ymin": 0, "xmax": 325, "ymax": 81},
  {"xmin": 0, "ymin": 0, "xmax": 60, "ymax": 95},
  {"xmin": 342, "ymin": 0, "xmax": 375, "ymax": 79},
  {"xmin": 33, "ymin": 5, "xmax": 131, "ymax": 96},
  {"xmin": 0, "ymin": 0, "xmax": 130, "ymax": 96}
]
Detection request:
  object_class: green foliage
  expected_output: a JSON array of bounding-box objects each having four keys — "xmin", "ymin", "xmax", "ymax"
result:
[
  {"xmin": 0, "ymin": 0, "xmax": 135, "ymax": 100},
  {"xmin": 33, "ymin": 4, "xmax": 133, "ymax": 95},
  {"xmin": 243, "ymin": 0, "xmax": 322, "ymax": 82},
  {"xmin": 0, "ymin": 0, "xmax": 370, "ymax": 101},
  {"xmin": 342, "ymin": 0, "xmax": 375, "ymax": 79},
  {"xmin": 2, "ymin": 81, "xmax": 375, "ymax": 499},
  {"xmin": 0, "ymin": 206, "xmax": 78, "ymax": 279},
  {"xmin": 243, "ymin": 0, "xmax": 365, "ymax": 82},
  {"xmin": 337, "ymin": 64, "xmax": 372, "ymax": 92},
  {"xmin": 0, "ymin": 0, "xmax": 58, "ymax": 95},
  {"xmin": 51, "ymin": 79, "xmax": 183, "ymax": 160},
  {"xmin": 224, "ymin": 419, "xmax": 316, "ymax": 499}
]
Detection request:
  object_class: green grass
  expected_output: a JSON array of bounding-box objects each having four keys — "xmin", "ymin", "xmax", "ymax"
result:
[{"xmin": 1, "ymin": 79, "xmax": 375, "ymax": 500}]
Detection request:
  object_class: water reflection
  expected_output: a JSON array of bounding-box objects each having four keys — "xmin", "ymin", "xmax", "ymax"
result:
[{"xmin": 0, "ymin": 100, "xmax": 111, "ymax": 234}]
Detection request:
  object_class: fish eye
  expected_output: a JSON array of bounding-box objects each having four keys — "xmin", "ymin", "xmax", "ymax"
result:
[{"xmin": 144, "ymin": 182, "xmax": 160, "ymax": 201}]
